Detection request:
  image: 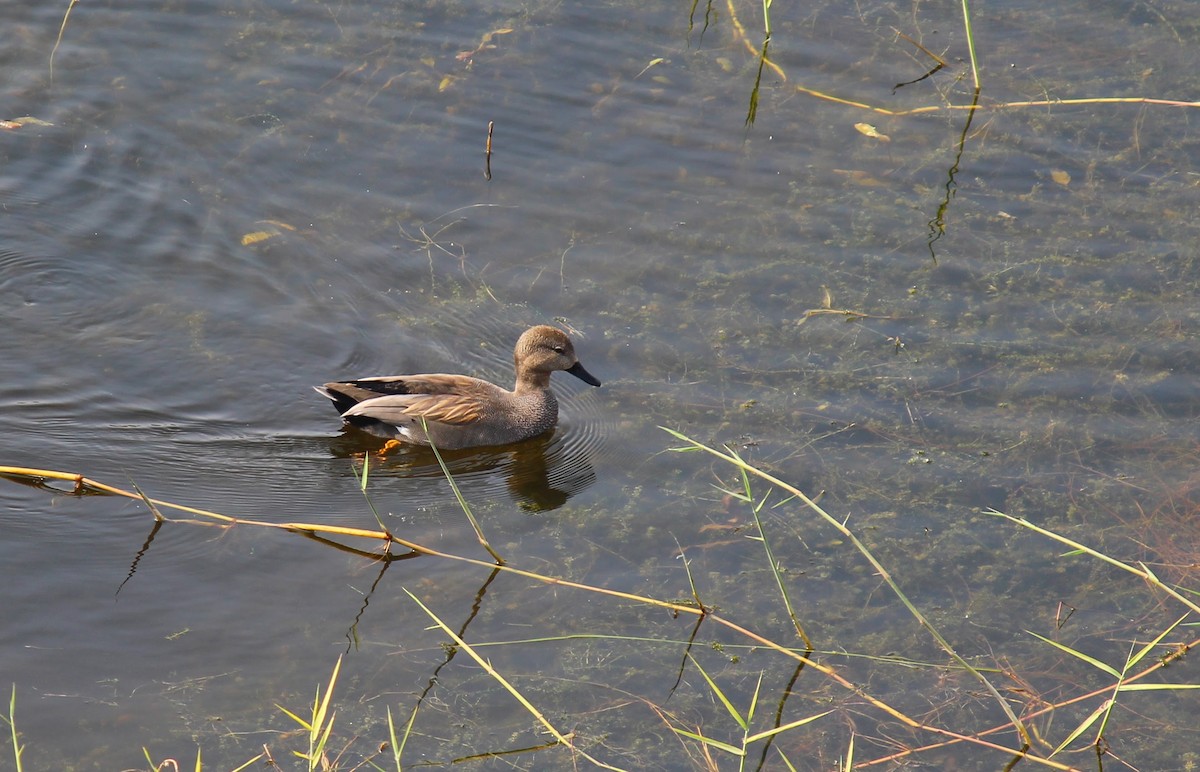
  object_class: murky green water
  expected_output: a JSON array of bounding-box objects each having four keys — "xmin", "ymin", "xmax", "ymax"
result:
[{"xmin": 3, "ymin": 0, "xmax": 1200, "ymax": 769}]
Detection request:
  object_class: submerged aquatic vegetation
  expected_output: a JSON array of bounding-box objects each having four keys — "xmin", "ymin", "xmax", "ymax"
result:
[{"xmin": 6, "ymin": 431, "xmax": 1200, "ymax": 769}]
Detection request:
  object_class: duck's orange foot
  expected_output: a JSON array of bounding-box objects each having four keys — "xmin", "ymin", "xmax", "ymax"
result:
[{"xmin": 376, "ymin": 439, "xmax": 404, "ymax": 456}]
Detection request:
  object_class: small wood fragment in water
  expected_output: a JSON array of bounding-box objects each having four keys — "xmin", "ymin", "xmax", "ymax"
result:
[{"xmin": 484, "ymin": 120, "xmax": 494, "ymax": 180}]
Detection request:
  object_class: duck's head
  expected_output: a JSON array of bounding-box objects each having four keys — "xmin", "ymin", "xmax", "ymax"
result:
[{"xmin": 516, "ymin": 325, "xmax": 601, "ymax": 387}]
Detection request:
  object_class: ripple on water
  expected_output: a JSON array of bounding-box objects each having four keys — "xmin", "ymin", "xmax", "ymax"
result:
[
  {"xmin": 0, "ymin": 127, "xmax": 209, "ymax": 331},
  {"xmin": 0, "ymin": 248, "xmax": 98, "ymax": 307},
  {"xmin": 308, "ymin": 304, "xmax": 615, "ymax": 514}
]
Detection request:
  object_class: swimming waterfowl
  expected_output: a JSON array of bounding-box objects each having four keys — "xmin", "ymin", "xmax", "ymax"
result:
[{"xmin": 315, "ymin": 325, "xmax": 601, "ymax": 449}]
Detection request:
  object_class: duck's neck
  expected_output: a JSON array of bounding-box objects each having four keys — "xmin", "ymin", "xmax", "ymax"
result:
[{"xmin": 514, "ymin": 371, "xmax": 552, "ymax": 393}]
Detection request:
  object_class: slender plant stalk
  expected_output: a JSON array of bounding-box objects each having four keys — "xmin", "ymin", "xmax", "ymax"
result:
[
  {"xmin": 277, "ymin": 655, "xmax": 342, "ymax": 772},
  {"xmin": 388, "ymin": 704, "xmax": 420, "ymax": 770},
  {"xmin": 986, "ymin": 510, "xmax": 1200, "ymax": 617},
  {"xmin": 130, "ymin": 481, "xmax": 166, "ymax": 522},
  {"xmin": 50, "ymin": 0, "xmax": 79, "ymax": 83},
  {"xmin": 420, "ymin": 419, "xmax": 504, "ymax": 564},
  {"xmin": 1037, "ymin": 617, "xmax": 1186, "ymax": 757},
  {"xmin": 662, "ymin": 428, "xmax": 1031, "ymax": 747},
  {"xmin": 725, "ymin": 0, "xmax": 1200, "ymax": 123},
  {"xmin": 725, "ymin": 0, "xmax": 785, "ymax": 81},
  {"xmin": 674, "ymin": 658, "xmax": 832, "ymax": 761},
  {"xmin": 6, "ymin": 685, "xmax": 22, "ymax": 772},
  {"xmin": 353, "ymin": 457, "xmax": 395, "ymax": 539},
  {"xmin": 0, "ymin": 463, "xmax": 1077, "ymax": 767},
  {"xmin": 731, "ymin": 468, "xmax": 812, "ymax": 648},
  {"xmin": 794, "ymin": 87, "xmax": 1200, "ymax": 116},
  {"xmin": 671, "ymin": 535, "xmax": 706, "ymax": 610},
  {"xmin": 960, "ymin": 0, "xmax": 980, "ymax": 90},
  {"xmin": 405, "ymin": 590, "xmax": 624, "ymax": 771},
  {"xmin": 142, "ymin": 745, "xmax": 260, "ymax": 771}
]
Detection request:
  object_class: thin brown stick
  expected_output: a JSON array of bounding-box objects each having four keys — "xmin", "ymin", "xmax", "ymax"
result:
[{"xmin": 484, "ymin": 120, "xmax": 494, "ymax": 181}]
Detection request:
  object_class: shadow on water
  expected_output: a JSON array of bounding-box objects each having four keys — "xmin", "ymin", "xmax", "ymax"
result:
[
  {"xmin": 925, "ymin": 87, "xmax": 982, "ymax": 264},
  {"xmin": 326, "ymin": 427, "xmax": 598, "ymax": 512}
]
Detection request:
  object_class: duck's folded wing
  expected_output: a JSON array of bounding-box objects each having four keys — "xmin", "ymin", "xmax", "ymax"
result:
[
  {"xmin": 342, "ymin": 392, "xmax": 485, "ymax": 426},
  {"xmin": 318, "ymin": 375, "xmax": 469, "ymax": 412},
  {"xmin": 315, "ymin": 376, "xmax": 411, "ymax": 407}
]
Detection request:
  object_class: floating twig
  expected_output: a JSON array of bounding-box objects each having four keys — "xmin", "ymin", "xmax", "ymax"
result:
[{"xmin": 484, "ymin": 120, "xmax": 494, "ymax": 181}]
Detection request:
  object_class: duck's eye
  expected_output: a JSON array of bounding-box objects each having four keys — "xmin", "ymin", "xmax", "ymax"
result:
[{"xmin": 552, "ymin": 345, "xmax": 566, "ymax": 354}]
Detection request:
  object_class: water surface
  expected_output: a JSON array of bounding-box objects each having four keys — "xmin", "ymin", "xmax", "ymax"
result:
[{"xmin": 3, "ymin": 0, "xmax": 1200, "ymax": 768}]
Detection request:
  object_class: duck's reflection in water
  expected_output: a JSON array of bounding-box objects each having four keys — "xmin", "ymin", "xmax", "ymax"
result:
[{"xmin": 327, "ymin": 427, "xmax": 596, "ymax": 512}]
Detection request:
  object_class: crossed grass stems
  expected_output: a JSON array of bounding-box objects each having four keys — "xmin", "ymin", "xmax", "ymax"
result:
[{"xmin": 4, "ymin": 424, "xmax": 1199, "ymax": 771}]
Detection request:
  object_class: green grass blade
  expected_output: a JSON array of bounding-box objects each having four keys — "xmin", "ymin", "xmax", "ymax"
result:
[
  {"xmin": 745, "ymin": 670, "xmax": 763, "ymax": 728},
  {"xmin": 1050, "ymin": 699, "xmax": 1109, "ymax": 757},
  {"xmin": 422, "ymin": 420, "xmax": 504, "ymax": 565},
  {"xmin": 687, "ymin": 654, "xmax": 746, "ymax": 729},
  {"xmin": 405, "ymin": 589, "xmax": 625, "ymax": 771},
  {"xmin": 960, "ymin": 0, "xmax": 980, "ymax": 89},
  {"xmin": 313, "ymin": 655, "xmax": 342, "ymax": 735},
  {"xmin": 229, "ymin": 754, "xmax": 265, "ymax": 772},
  {"xmin": 744, "ymin": 709, "xmax": 833, "ymax": 744},
  {"xmin": 387, "ymin": 703, "xmax": 420, "ymax": 770},
  {"xmin": 671, "ymin": 727, "xmax": 745, "ymax": 756},
  {"xmin": 734, "ymin": 459, "xmax": 811, "ymax": 648},
  {"xmin": 1093, "ymin": 616, "xmax": 1191, "ymax": 742},
  {"xmin": 276, "ymin": 703, "xmax": 312, "ymax": 730},
  {"xmin": 1026, "ymin": 631, "xmax": 1120, "ymax": 678},
  {"xmin": 1126, "ymin": 613, "xmax": 1188, "ymax": 670},
  {"xmin": 663, "ymin": 428, "xmax": 1031, "ymax": 745},
  {"xmin": 986, "ymin": 510, "xmax": 1200, "ymax": 617},
  {"xmin": 672, "ymin": 537, "xmax": 705, "ymax": 609},
  {"xmin": 7, "ymin": 685, "xmax": 23, "ymax": 772},
  {"xmin": 354, "ymin": 457, "xmax": 391, "ymax": 535},
  {"xmin": 273, "ymin": 657, "xmax": 343, "ymax": 770},
  {"xmin": 306, "ymin": 656, "xmax": 342, "ymax": 768}
]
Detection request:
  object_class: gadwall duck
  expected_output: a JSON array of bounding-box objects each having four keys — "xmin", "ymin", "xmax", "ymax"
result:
[{"xmin": 315, "ymin": 325, "xmax": 601, "ymax": 449}]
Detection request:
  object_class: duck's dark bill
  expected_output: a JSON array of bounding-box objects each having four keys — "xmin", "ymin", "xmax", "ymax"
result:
[{"xmin": 567, "ymin": 361, "xmax": 601, "ymax": 387}]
